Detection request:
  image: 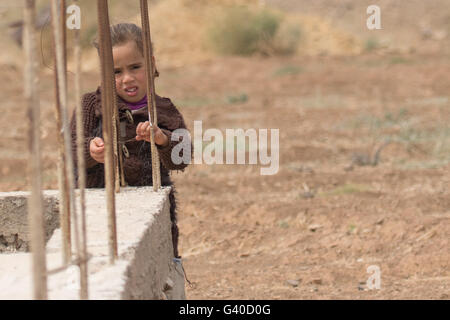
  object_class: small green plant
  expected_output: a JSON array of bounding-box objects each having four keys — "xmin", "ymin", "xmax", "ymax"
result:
[
  {"xmin": 207, "ymin": 6, "xmax": 287, "ymax": 56},
  {"xmin": 226, "ymin": 93, "xmax": 248, "ymax": 104},
  {"xmin": 272, "ymin": 22, "xmax": 301, "ymax": 55},
  {"xmin": 82, "ymin": 24, "xmax": 99, "ymax": 49},
  {"xmin": 348, "ymin": 224, "xmax": 357, "ymax": 234},
  {"xmin": 346, "ymin": 108, "xmax": 410, "ymax": 131},
  {"xmin": 396, "ymin": 125, "xmax": 450, "ymax": 159},
  {"xmin": 278, "ymin": 220, "xmax": 290, "ymax": 229},
  {"xmin": 365, "ymin": 37, "xmax": 379, "ymax": 52},
  {"xmin": 273, "ymin": 65, "xmax": 303, "ymax": 77},
  {"xmin": 381, "ymin": 108, "xmax": 409, "ymax": 126},
  {"xmin": 321, "ymin": 183, "xmax": 372, "ymax": 196},
  {"xmin": 389, "ymin": 56, "xmax": 411, "ymax": 65}
]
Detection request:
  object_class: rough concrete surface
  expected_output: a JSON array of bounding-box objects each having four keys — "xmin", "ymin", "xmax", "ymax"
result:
[
  {"xmin": 0, "ymin": 186, "xmax": 185, "ymax": 300},
  {"xmin": 0, "ymin": 190, "xmax": 59, "ymax": 252}
]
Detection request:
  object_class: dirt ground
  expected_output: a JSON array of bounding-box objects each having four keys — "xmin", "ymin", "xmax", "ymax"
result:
[
  {"xmin": 1, "ymin": 0, "xmax": 449, "ymax": 300},
  {"xmin": 170, "ymin": 55, "xmax": 450, "ymax": 300}
]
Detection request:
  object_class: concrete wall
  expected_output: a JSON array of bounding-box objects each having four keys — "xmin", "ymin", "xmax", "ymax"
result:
[{"xmin": 0, "ymin": 187, "xmax": 185, "ymax": 300}]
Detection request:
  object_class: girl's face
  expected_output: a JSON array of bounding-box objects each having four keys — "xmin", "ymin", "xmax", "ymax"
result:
[{"xmin": 113, "ymin": 41, "xmax": 147, "ymax": 103}]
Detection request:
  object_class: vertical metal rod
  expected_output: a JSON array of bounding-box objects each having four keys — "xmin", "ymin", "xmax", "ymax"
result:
[
  {"xmin": 140, "ymin": 0, "xmax": 161, "ymax": 191},
  {"xmin": 51, "ymin": 0, "xmax": 71, "ymax": 264},
  {"xmin": 114, "ymin": 79, "xmax": 126, "ymax": 189},
  {"xmin": 51, "ymin": 0, "xmax": 81, "ymax": 271},
  {"xmin": 73, "ymin": 0, "xmax": 89, "ymax": 300},
  {"xmin": 97, "ymin": 0, "xmax": 118, "ymax": 263},
  {"xmin": 61, "ymin": 1, "xmax": 73, "ymax": 258},
  {"xmin": 60, "ymin": 0, "xmax": 67, "ymax": 90},
  {"xmin": 112, "ymin": 83, "xmax": 121, "ymax": 193},
  {"xmin": 118, "ymin": 126, "xmax": 126, "ymax": 187},
  {"xmin": 60, "ymin": 0, "xmax": 73, "ymax": 261},
  {"xmin": 24, "ymin": 0, "xmax": 48, "ymax": 300}
]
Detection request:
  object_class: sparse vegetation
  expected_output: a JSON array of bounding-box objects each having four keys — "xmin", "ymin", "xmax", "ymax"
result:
[
  {"xmin": 272, "ymin": 65, "xmax": 303, "ymax": 77},
  {"xmin": 395, "ymin": 126, "xmax": 450, "ymax": 162},
  {"xmin": 278, "ymin": 220, "xmax": 290, "ymax": 229},
  {"xmin": 226, "ymin": 93, "xmax": 249, "ymax": 104},
  {"xmin": 272, "ymin": 21, "xmax": 302, "ymax": 55},
  {"xmin": 345, "ymin": 109, "xmax": 411, "ymax": 132},
  {"xmin": 207, "ymin": 6, "xmax": 301, "ymax": 56},
  {"xmin": 389, "ymin": 56, "xmax": 411, "ymax": 65},
  {"xmin": 321, "ymin": 183, "xmax": 372, "ymax": 197},
  {"xmin": 344, "ymin": 106, "xmax": 450, "ymax": 169},
  {"xmin": 364, "ymin": 37, "xmax": 379, "ymax": 52}
]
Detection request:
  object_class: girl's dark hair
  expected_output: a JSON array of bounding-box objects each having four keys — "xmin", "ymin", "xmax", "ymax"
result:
[{"xmin": 93, "ymin": 23, "xmax": 159, "ymax": 76}]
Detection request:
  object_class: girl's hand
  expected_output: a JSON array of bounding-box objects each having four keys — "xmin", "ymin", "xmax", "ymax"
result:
[
  {"xmin": 136, "ymin": 121, "xmax": 169, "ymax": 146},
  {"xmin": 89, "ymin": 137, "xmax": 105, "ymax": 163}
]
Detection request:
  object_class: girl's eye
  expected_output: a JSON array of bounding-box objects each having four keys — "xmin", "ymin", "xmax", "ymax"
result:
[
  {"xmin": 114, "ymin": 70, "xmax": 121, "ymax": 75},
  {"xmin": 132, "ymin": 65, "xmax": 141, "ymax": 70}
]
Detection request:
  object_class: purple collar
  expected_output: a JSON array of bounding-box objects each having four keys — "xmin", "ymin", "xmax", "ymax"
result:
[{"xmin": 126, "ymin": 95, "xmax": 147, "ymax": 111}]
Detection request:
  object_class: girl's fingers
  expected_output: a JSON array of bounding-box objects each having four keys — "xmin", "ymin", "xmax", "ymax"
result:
[
  {"xmin": 141, "ymin": 122, "xmax": 148, "ymax": 135},
  {"xmin": 143, "ymin": 122, "xmax": 153, "ymax": 138},
  {"xmin": 92, "ymin": 137, "xmax": 104, "ymax": 147},
  {"xmin": 94, "ymin": 143, "xmax": 104, "ymax": 152},
  {"xmin": 136, "ymin": 121, "xmax": 150, "ymax": 137},
  {"xmin": 93, "ymin": 149, "xmax": 103, "ymax": 157},
  {"xmin": 90, "ymin": 138, "xmax": 104, "ymax": 156},
  {"xmin": 135, "ymin": 121, "xmax": 158, "ymax": 142},
  {"xmin": 136, "ymin": 122, "xmax": 142, "ymax": 136}
]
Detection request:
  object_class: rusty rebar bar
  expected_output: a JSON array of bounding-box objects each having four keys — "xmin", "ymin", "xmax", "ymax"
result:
[
  {"xmin": 51, "ymin": 0, "xmax": 71, "ymax": 264},
  {"xmin": 140, "ymin": 0, "xmax": 161, "ymax": 191},
  {"xmin": 46, "ymin": 255, "xmax": 91, "ymax": 276},
  {"xmin": 60, "ymin": 2, "xmax": 72, "ymax": 262},
  {"xmin": 112, "ymin": 79, "xmax": 121, "ymax": 193},
  {"xmin": 73, "ymin": 0, "xmax": 89, "ymax": 300},
  {"xmin": 51, "ymin": 0, "xmax": 82, "ymax": 278},
  {"xmin": 97, "ymin": 0, "xmax": 118, "ymax": 264},
  {"xmin": 24, "ymin": 0, "xmax": 48, "ymax": 300}
]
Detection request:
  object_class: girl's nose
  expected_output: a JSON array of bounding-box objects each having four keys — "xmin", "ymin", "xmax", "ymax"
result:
[{"xmin": 122, "ymin": 71, "xmax": 134, "ymax": 84}]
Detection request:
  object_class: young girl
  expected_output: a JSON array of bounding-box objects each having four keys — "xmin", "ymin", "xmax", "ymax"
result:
[{"xmin": 70, "ymin": 23, "xmax": 191, "ymax": 259}]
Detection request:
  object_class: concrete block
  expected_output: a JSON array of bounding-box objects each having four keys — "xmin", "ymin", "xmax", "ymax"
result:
[{"xmin": 0, "ymin": 186, "xmax": 185, "ymax": 300}]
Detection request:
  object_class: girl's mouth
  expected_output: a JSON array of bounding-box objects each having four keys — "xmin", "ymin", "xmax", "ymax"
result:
[{"xmin": 124, "ymin": 86, "xmax": 138, "ymax": 97}]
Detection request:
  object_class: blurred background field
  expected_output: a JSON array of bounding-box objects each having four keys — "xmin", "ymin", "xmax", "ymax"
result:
[
  {"xmin": 2, "ymin": 0, "xmax": 449, "ymax": 69},
  {"xmin": 0, "ymin": 0, "xmax": 449, "ymax": 299}
]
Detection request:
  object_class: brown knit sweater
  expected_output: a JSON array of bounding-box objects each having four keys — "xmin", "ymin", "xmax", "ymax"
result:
[
  {"xmin": 70, "ymin": 86, "xmax": 191, "ymax": 188},
  {"xmin": 70, "ymin": 87, "xmax": 190, "ymax": 258}
]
